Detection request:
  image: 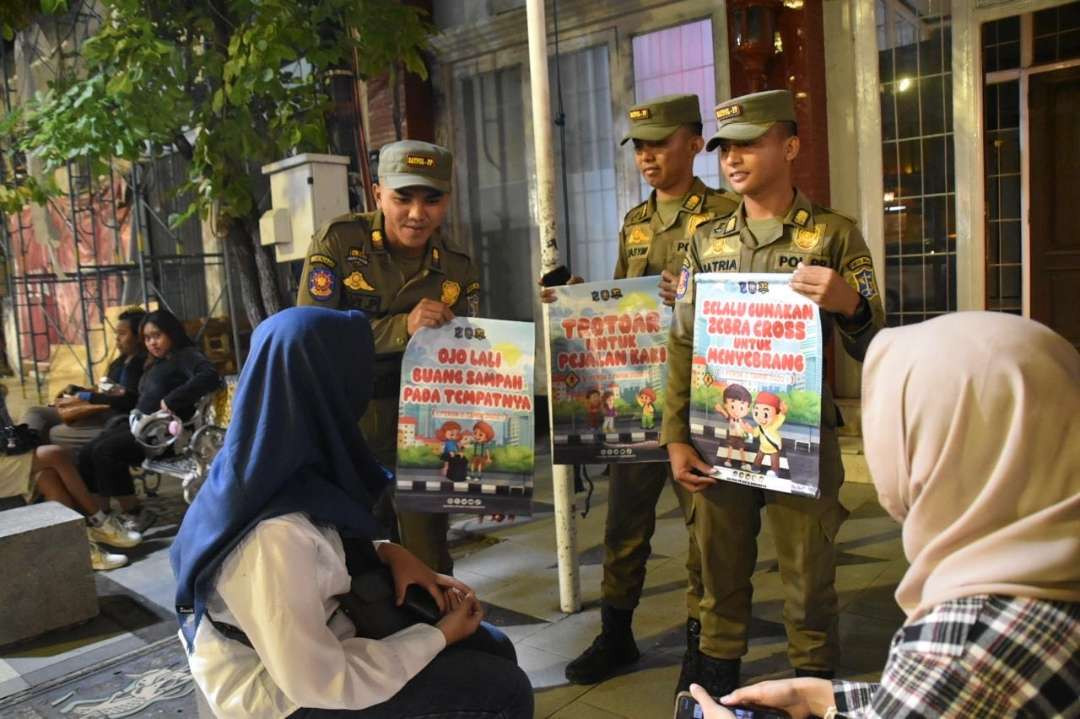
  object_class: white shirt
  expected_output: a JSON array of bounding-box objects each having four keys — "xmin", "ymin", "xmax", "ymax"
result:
[{"xmin": 183, "ymin": 512, "xmax": 446, "ymax": 719}]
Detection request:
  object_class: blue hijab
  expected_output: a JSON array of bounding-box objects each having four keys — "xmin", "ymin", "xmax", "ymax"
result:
[{"xmin": 170, "ymin": 306, "xmax": 392, "ymax": 649}]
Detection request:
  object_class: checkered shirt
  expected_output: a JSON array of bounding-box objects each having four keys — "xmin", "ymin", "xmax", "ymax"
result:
[{"xmin": 832, "ymin": 595, "xmax": 1079, "ymax": 718}]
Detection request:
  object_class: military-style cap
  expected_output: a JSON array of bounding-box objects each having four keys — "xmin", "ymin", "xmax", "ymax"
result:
[
  {"xmin": 620, "ymin": 93, "xmax": 702, "ymax": 145},
  {"xmin": 705, "ymin": 89, "xmax": 797, "ymax": 150},
  {"xmin": 377, "ymin": 140, "xmax": 453, "ymax": 193}
]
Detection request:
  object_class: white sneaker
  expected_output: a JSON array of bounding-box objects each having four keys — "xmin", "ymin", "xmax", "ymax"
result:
[
  {"xmin": 87, "ymin": 515, "xmax": 143, "ymax": 548},
  {"xmin": 89, "ymin": 541, "xmax": 128, "ymax": 571}
]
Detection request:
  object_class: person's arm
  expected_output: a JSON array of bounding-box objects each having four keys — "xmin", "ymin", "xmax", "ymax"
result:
[
  {"xmin": 371, "ymin": 298, "xmax": 455, "ymax": 355},
  {"xmin": 370, "ymin": 312, "xmax": 413, "ymax": 354},
  {"xmin": 161, "ymin": 349, "xmax": 222, "ymax": 419},
  {"xmin": 217, "ymin": 522, "xmax": 447, "ymax": 711},
  {"xmin": 612, "ymin": 225, "xmax": 628, "ymax": 280},
  {"xmin": 297, "ymin": 224, "xmax": 347, "ymax": 308},
  {"xmin": 85, "ymin": 390, "xmax": 138, "ymax": 412},
  {"xmin": 451, "ymin": 262, "xmax": 481, "ymax": 319},
  {"xmin": 661, "ymin": 247, "xmax": 715, "ymax": 492},
  {"xmin": 661, "ymin": 253, "xmax": 697, "ymax": 448},
  {"xmin": 86, "ymin": 358, "xmax": 142, "ymax": 411},
  {"xmin": 831, "ymin": 225, "xmax": 884, "ymax": 362},
  {"xmin": 831, "ymin": 681, "xmax": 880, "ymax": 716}
]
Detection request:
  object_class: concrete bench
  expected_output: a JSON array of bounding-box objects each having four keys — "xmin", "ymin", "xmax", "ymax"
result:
[{"xmin": 0, "ymin": 502, "xmax": 99, "ymax": 646}]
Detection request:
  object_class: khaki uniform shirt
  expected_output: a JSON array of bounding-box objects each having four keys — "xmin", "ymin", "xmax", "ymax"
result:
[
  {"xmin": 297, "ymin": 210, "xmax": 479, "ymax": 396},
  {"xmin": 661, "ymin": 190, "xmax": 884, "ymax": 446},
  {"xmin": 614, "ymin": 177, "xmax": 739, "ymax": 279}
]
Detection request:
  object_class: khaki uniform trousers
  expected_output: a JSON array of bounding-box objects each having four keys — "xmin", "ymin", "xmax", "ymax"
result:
[
  {"xmin": 693, "ymin": 427, "xmax": 848, "ymax": 670},
  {"xmin": 604, "ymin": 461, "xmax": 703, "ymax": 619}
]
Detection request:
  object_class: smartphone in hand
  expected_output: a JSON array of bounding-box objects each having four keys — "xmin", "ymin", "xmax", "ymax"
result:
[{"xmin": 673, "ymin": 691, "xmax": 791, "ymax": 719}]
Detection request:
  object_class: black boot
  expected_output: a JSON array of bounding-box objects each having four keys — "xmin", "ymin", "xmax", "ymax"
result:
[
  {"xmin": 794, "ymin": 668, "xmax": 835, "ymax": 680},
  {"xmin": 674, "ymin": 618, "xmax": 702, "ymax": 695},
  {"xmin": 696, "ymin": 654, "xmax": 740, "ymax": 698},
  {"xmin": 564, "ymin": 605, "xmax": 640, "ymax": 684}
]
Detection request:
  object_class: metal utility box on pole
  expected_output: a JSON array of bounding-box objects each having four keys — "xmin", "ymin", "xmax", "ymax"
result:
[
  {"xmin": 526, "ymin": 0, "xmax": 580, "ymax": 614},
  {"xmin": 259, "ymin": 154, "xmax": 350, "ymax": 264}
]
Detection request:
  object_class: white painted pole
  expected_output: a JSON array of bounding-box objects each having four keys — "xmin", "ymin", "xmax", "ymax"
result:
[{"xmin": 525, "ymin": 0, "xmax": 580, "ymax": 614}]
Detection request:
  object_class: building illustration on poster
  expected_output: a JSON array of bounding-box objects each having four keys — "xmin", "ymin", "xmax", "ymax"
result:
[
  {"xmin": 396, "ymin": 318, "xmax": 535, "ymax": 514},
  {"xmin": 548, "ymin": 277, "xmax": 671, "ymax": 464},
  {"xmin": 689, "ymin": 273, "xmax": 824, "ymax": 497}
]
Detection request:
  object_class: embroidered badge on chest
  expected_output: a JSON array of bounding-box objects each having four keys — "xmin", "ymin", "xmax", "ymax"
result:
[
  {"xmin": 347, "ymin": 247, "xmax": 368, "ymax": 266},
  {"xmin": 628, "ymin": 226, "xmax": 650, "ymax": 246},
  {"xmin": 441, "ymin": 280, "xmax": 461, "ymax": 306},
  {"xmin": 344, "ymin": 271, "xmax": 375, "ymax": 292},
  {"xmin": 308, "ymin": 266, "xmax": 335, "ymax": 300},
  {"xmin": 794, "ymin": 223, "xmax": 826, "ymax": 251}
]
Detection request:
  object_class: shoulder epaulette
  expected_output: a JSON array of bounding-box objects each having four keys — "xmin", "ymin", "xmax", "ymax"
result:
[
  {"xmin": 712, "ymin": 212, "xmax": 739, "ymax": 236},
  {"xmin": 815, "ymin": 205, "xmax": 857, "ymax": 226},
  {"xmin": 624, "ymin": 201, "xmax": 648, "ymax": 224}
]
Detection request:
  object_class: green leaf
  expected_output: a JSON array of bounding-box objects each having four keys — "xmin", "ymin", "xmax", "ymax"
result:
[
  {"xmin": 40, "ymin": 0, "xmax": 68, "ymax": 15},
  {"xmin": 105, "ymin": 73, "xmax": 133, "ymax": 95}
]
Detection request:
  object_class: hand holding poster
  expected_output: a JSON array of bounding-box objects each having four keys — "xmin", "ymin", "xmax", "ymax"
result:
[
  {"xmin": 548, "ymin": 277, "xmax": 670, "ymax": 464},
  {"xmin": 690, "ymin": 273, "xmax": 823, "ymax": 497},
  {"xmin": 396, "ymin": 318, "xmax": 535, "ymax": 515}
]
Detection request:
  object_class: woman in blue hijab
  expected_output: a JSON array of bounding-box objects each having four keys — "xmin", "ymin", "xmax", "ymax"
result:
[{"xmin": 171, "ymin": 307, "xmax": 532, "ymax": 719}]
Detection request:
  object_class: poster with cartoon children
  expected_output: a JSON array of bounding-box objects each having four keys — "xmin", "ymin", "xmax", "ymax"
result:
[
  {"xmin": 548, "ymin": 277, "xmax": 671, "ymax": 464},
  {"xmin": 689, "ymin": 273, "xmax": 823, "ymax": 497},
  {"xmin": 396, "ymin": 318, "xmax": 535, "ymax": 514}
]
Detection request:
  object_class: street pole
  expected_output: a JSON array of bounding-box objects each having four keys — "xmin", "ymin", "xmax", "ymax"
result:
[{"xmin": 525, "ymin": 0, "xmax": 580, "ymax": 614}]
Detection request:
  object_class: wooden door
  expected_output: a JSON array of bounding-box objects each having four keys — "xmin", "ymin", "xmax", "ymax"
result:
[{"xmin": 1029, "ymin": 66, "xmax": 1080, "ymax": 347}]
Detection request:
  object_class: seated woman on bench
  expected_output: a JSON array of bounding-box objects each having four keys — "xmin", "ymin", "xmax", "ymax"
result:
[
  {"xmin": 171, "ymin": 306, "xmax": 533, "ymax": 719},
  {"xmin": 79, "ymin": 308, "xmax": 221, "ymax": 531},
  {"xmin": 22, "ymin": 308, "xmax": 148, "ymax": 450}
]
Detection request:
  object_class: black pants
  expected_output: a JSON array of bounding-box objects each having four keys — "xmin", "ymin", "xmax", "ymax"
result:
[
  {"xmin": 287, "ymin": 623, "xmax": 533, "ymax": 719},
  {"xmin": 78, "ymin": 421, "xmax": 144, "ymax": 497}
]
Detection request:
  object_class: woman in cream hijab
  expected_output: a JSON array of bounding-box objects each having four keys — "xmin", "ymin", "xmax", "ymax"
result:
[{"xmin": 693, "ymin": 312, "xmax": 1079, "ymax": 718}]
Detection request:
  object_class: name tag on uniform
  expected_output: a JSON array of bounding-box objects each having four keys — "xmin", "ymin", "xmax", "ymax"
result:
[
  {"xmin": 347, "ymin": 292, "xmax": 381, "ymax": 313},
  {"xmin": 702, "ymin": 258, "xmax": 739, "ymax": 272},
  {"xmin": 776, "ymin": 254, "xmax": 829, "ymax": 270}
]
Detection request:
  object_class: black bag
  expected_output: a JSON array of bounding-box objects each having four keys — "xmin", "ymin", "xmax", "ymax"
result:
[
  {"xmin": 336, "ymin": 537, "xmax": 440, "ymax": 639},
  {"xmin": 2, "ymin": 424, "xmax": 42, "ymax": 455},
  {"xmin": 206, "ymin": 536, "xmax": 441, "ymax": 648}
]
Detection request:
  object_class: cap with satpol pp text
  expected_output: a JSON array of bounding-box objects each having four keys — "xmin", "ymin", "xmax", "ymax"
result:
[
  {"xmin": 706, "ymin": 90, "xmax": 796, "ymax": 151},
  {"xmin": 377, "ymin": 140, "xmax": 453, "ymax": 194},
  {"xmin": 620, "ymin": 93, "xmax": 702, "ymax": 145}
]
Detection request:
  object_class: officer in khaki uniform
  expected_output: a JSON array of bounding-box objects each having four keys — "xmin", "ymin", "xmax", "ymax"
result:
[
  {"xmin": 298, "ymin": 140, "xmax": 479, "ymax": 574},
  {"xmin": 552, "ymin": 94, "xmax": 741, "ymax": 688},
  {"xmin": 661, "ymin": 90, "xmax": 884, "ymax": 696}
]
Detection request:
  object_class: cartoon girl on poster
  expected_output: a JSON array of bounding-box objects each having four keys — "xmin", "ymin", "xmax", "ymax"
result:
[
  {"xmin": 636, "ymin": 387, "xmax": 657, "ymax": 429},
  {"xmin": 601, "ymin": 391, "xmax": 617, "ymax": 433},
  {"xmin": 469, "ymin": 420, "xmax": 496, "ymax": 479}
]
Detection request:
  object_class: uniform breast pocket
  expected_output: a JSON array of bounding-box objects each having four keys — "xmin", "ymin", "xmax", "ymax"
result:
[{"xmin": 625, "ymin": 256, "xmax": 649, "ymax": 278}]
